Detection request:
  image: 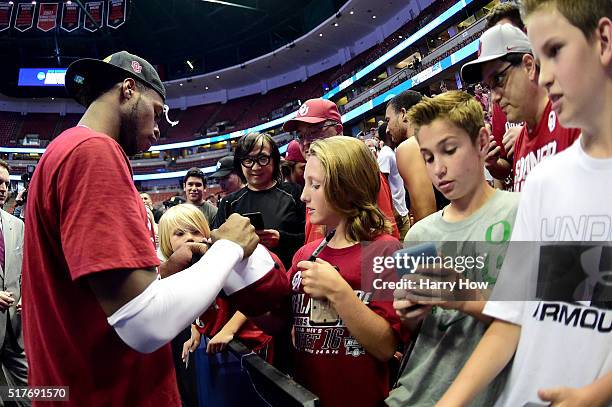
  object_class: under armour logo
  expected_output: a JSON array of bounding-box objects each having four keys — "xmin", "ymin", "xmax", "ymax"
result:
[
  {"xmin": 575, "ymin": 246, "xmax": 612, "ymax": 301},
  {"xmin": 131, "ymin": 61, "xmax": 142, "ymax": 73},
  {"xmin": 298, "ymin": 104, "xmax": 309, "ymax": 117}
]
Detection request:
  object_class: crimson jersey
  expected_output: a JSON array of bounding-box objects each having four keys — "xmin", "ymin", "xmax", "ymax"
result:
[
  {"xmin": 513, "ymin": 101, "xmax": 580, "ymax": 192},
  {"xmin": 23, "ymin": 127, "xmax": 292, "ymax": 406},
  {"xmin": 23, "ymin": 127, "xmax": 180, "ymax": 406},
  {"xmin": 304, "ymin": 173, "xmax": 399, "ymax": 243},
  {"xmin": 288, "ymin": 234, "xmax": 404, "ymax": 406}
]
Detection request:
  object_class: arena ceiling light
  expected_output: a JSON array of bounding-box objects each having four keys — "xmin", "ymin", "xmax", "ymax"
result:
[{"xmin": 201, "ymin": 0, "xmax": 258, "ymax": 11}]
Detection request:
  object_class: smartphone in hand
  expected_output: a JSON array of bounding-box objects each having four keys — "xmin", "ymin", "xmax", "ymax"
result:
[{"xmin": 243, "ymin": 212, "xmax": 265, "ymax": 230}]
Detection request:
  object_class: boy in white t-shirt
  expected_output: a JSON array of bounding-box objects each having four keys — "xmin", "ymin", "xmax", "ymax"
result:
[{"xmin": 438, "ymin": 1, "xmax": 612, "ymax": 406}]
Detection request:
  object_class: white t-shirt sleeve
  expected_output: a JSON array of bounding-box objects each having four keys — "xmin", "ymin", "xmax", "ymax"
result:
[{"xmin": 483, "ymin": 301, "xmax": 526, "ymax": 325}]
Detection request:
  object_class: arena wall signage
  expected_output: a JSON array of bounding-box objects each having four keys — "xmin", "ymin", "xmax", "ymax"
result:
[
  {"xmin": 107, "ymin": 0, "xmax": 126, "ymax": 28},
  {"xmin": 3, "ymin": 0, "xmax": 126, "ymax": 32},
  {"xmin": 14, "ymin": 3, "xmax": 34, "ymax": 32},
  {"xmin": 83, "ymin": 1, "xmax": 104, "ymax": 32},
  {"xmin": 0, "ymin": 2, "xmax": 14, "ymax": 32},
  {"xmin": 61, "ymin": 2, "xmax": 81, "ymax": 32},
  {"xmin": 37, "ymin": 3, "xmax": 58, "ymax": 32}
]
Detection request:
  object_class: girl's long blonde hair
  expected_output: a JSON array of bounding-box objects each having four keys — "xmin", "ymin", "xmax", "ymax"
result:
[{"xmin": 158, "ymin": 204, "xmax": 211, "ymax": 259}]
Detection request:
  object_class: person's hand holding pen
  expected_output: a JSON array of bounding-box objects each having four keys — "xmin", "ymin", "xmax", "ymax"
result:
[
  {"xmin": 298, "ymin": 258, "xmax": 350, "ymax": 300},
  {"xmin": 297, "ymin": 230, "xmax": 351, "ymax": 300}
]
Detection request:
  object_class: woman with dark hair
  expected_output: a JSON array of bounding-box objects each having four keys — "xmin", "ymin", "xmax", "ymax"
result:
[{"xmin": 212, "ymin": 132, "xmax": 305, "ymax": 269}]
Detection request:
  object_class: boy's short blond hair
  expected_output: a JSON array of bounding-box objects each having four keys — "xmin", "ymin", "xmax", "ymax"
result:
[
  {"xmin": 407, "ymin": 90, "xmax": 484, "ymax": 144},
  {"xmin": 521, "ymin": 0, "xmax": 612, "ymax": 39}
]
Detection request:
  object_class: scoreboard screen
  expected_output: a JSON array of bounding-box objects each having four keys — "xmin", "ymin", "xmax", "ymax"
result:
[{"xmin": 18, "ymin": 68, "xmax": 67, "ymax": 87}]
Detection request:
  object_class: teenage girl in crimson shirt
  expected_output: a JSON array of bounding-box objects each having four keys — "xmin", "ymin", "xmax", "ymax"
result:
[{"xmin": 289, "ymin": 136, "xmax": 404, "ymax": 406}]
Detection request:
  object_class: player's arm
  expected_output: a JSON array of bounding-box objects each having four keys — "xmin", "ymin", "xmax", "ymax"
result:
[
  {"xmin": 88, "ymin": 215, "xmax": 264, "ymax": 354},
  {"xmin": 396, "ymin": 138, "xmax": 437, "ymax": 222},
  {"xmin": 159, "ymin": 242, "xmax": 209, "ymax": 278},
  {"xmin": 436, "ymin": 319, "xmax": 520, "ymax": 406}
]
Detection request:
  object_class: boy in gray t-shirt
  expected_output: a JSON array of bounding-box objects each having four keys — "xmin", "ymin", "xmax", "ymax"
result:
[{"xmin": 387, "ymin": 91, "xmax": 519, "ymax": 406}]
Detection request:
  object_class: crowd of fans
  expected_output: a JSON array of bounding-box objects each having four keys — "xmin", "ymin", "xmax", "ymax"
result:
[
  {"xmin": 0, "ymin": 1, "xmax": 610, "ymax": 407},
  {"xmin": 337, "ymin": 26, "xmax": 487, "ymax": 114},
  {"xmin": 1, "ymin": 0, "xmax": 484, "ymax": 182}
]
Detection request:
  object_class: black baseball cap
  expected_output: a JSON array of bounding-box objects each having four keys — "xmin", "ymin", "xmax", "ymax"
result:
[
  {"xmin": 65, "ymin": 50, "xmax": 166, "ymax": 107},
  {"xmin": 210, "ymin": 155, "xmax": 234, "ymax": 179}
]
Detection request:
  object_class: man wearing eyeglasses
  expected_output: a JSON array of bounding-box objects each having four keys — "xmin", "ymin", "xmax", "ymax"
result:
[
  {"xmin": 283, "ymin": 99, "xmax": 399, "ymax": 243},
  {"xmin": 461, "ymin": 24, "xmax": 580, "ymax": 192}
]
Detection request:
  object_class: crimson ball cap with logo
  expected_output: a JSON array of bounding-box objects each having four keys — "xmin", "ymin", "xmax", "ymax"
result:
[{"xmin": 282, "ymin": 98, "xmax": 342, "ymax": 132}]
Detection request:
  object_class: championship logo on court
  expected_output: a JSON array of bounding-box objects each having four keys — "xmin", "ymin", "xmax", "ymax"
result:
[
  {"xmin": 298, "ymin": 103, "xmax": 309, "ymax": 117},
  {"xmin": 548, "ymin": 111, "xmax": 556, "ymax": 132},
  {"xmin": 131, "ymin": 60, "xmax": 142, "ymax": 73}
]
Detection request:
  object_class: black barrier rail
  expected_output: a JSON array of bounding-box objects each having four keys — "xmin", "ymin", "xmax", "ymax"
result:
[
  {"xmin": 228, "ymin": 340, "xmax": 319, "ymax": 407},
  {"xmin": 195, "ymin": 338, "xmax": 319, "ymax": 407}
]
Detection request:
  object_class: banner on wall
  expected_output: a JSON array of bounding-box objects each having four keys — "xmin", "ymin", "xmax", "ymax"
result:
[
  {"xmin": 37, "ymin": 3, "xmax": 59, "ymax": 32},
  {"xmin": 14, "ymin": 3, "xmax": 35, "ymax": 32},
  {"xmin": 83, "ymin": 1, "xmax": 104, "ymax": 32},
  {"xmin": 0, "ymin": 3, "xmax": 14, "ymax": 32},
  {"xmin": 61, "ymin": 2, "xmax": 81, "ymax": 32},
  {"xmin": 107, "ymin": 0, "xmax": 126, "ymax": 29}
]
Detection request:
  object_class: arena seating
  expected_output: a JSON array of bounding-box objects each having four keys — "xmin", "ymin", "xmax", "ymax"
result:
[{"xmin": 0, "ymin": 112, "xmax": 21, "ymax": 146}]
